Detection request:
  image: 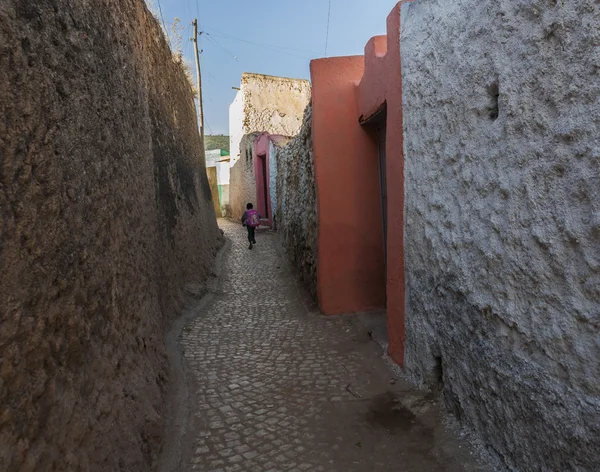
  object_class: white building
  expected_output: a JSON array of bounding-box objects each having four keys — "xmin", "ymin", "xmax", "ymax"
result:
[
  {"xmin": 228, "ymin": 72, "xmax": 311, "ymax": 167},
  {"xmin": 229, "ymin": 90, "xmax": 244, "ymax": 167}
]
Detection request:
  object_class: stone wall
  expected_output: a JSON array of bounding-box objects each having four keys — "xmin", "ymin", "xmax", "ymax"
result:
[
  {"xmin": 0, "ymin": 1, "xmax": 221, "ymax": 471},
  {"xmin": 229, "ymin": 73, "xmax": 311, "ymax": 169},
  {"xmin": 241, "ymin": 73, "xmax": 311, "ymax": 138},
  {"xmin": 401, "ymin": 0, "xmax": 600, "ymax": 470},
  {"xmin": 269, "ymin": 140, "xmax": 279, "ymax": 227},
  {"xmin": 274, "ymin": 105, "xmax": 318, "ymax": 297},
  {"xmin": 229, "ymin": 133, "xmax": 259, "ymax": 222}
]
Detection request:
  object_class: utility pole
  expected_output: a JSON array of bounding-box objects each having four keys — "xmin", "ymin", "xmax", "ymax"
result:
[{"xmin": 192, "ymin": 19, "xmax": 205, "ymax": 141}]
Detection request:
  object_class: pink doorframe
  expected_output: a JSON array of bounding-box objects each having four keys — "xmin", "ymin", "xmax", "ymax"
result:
[
  {"xmin": 255, "ymin": 153, "xmax": 269, "ymax": 222},
  {"xmin": 253, "ymin": 132, "xmax": 288, "ymax": 227}
]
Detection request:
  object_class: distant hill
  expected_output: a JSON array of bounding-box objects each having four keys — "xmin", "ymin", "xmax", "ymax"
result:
[{"xmin": 204, "ymin": 135, "xmax": 229, "ymax": 152}]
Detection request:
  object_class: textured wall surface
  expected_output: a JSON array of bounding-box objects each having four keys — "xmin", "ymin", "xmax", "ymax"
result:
[
  {"xmin": 229, "ymin": 133, "xmax": 259, "ymax": 222},
  {"xmin": 241, "ymin": 73, "xmax": 310, "ymax": 137},
  {"xmin": 274, "ymin": 105, "xmax": 318, "ymax": 297},
  {"xmin": 269, "ymin": 141, "xmax": 278, "ymax": 227},
  {"xmin": 0, "ymin": 1, "xmax": 221, "ymax": 470},
  {"xmin": 401, "ymin": 0, "xmax": 600, "ymax": 470},
  {"xmin": 206, "ymin": 167, "xmax": 221, "ymax": 217},
  {"xmin": 229, "ymin": 73, "xmax": 309, "ymax": 177}
]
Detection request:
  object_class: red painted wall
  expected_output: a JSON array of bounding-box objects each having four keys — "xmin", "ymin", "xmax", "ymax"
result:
[
  {"xmin": 310, "ymin": 57, "xmax": 386, "ymax": 315},
  {"xmin": 309, "ymin": 2, "xmax": 407, "ymax": 365},
  {"xmin": 355, "ymin": 3, "xmax": 406, "ymax": 365}
]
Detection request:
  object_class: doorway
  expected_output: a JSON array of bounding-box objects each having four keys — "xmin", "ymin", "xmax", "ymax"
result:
[
  {"xmin": 256, "ymin": 154, "xmax": 269, "ymax": 219},
  {"xmin": 358, "ymin": 106, "xmax": 388, "ymax": 351},
  {"xmin": 377, "ymin": 119, "xmax": 387, "ymax": 274},
  {"xmin": 361, "ymin": 106, "xmax": 388, "ymax": 279}
]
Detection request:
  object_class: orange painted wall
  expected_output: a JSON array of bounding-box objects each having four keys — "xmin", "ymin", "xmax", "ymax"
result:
[
  {"xmin": 356, "ymin": 3, "xmax": 407, "ymax": 365},
  {"xmin": 310, "ymin": 57, "xmax": 386, "ymax": 315}
]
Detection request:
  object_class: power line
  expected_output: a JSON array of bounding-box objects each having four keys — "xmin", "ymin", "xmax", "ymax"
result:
[
  {"xmin": 325, "ymin": 0, "xmax": 332, "ymax": 57},
  {"xmin": 205, "ymin": 32, "xmax": 309, "ymax": 60},
  {"xmin": 204, "ymin": 34, "xmax": 240, "ymax": 63},
  {"xmin": 206, "ymin": 30, "xmax": 318, "ymax": 56},
  {"xmin": 183, "ymin": 23, "xmax": 193, "ymax": 58},
  {"xmin": 156, "ymin": 0, "xmax": 168, "ymax": 36}
]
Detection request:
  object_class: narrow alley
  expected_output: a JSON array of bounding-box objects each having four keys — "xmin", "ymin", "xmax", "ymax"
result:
[
  {"xmin": 2, "ymin": 0, "xmax": 599, "ymax": 470},
  {"xmin": 170, "ymin": 221, "xmax": 487, "ymax": 472}
]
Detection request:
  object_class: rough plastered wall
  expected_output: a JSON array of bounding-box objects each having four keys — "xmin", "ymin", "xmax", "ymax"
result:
[
  {"xmin": 241, "ymin": 73, "xmax": 311, "ymax": 137},
  {"xmin": 274, "ymin": 105, "xmax": 318, "ymax": 297},
  {"xmin": 269, "ymin": 140, "xmax": 279, "ymax": 226},
  {"xmin": 0, "ymin": 0, "xmax": 221, "ymax": 470},
  {"xmin": 401, "ymin": 0, "xmax": 600, "ymax": 470},
  {"xmin": 229, "ymin": 133, "xmax": 259, "ymax": 222}
]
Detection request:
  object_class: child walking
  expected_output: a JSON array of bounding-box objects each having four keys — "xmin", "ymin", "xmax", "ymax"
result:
[{"xmin": 241, "ymin": 203, "xmax": 261, "ymax": 250}]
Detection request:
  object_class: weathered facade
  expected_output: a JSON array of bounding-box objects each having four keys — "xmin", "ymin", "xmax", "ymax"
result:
[
  {"xmin": 0, "ymin": 1, "xmax": 221, "ymax": 470},
  {"xmin": 229, "ymin": 73, "xmax": 311, "ymax": 166},
  {"xmin": 272, "ymin": 105, "xmax": 318, "ymax": 297},
  {"xmin": 401, "ymin": 0, "xmax": 600, "ymax": 469},
  {"xmin": 229, "ymin": 133, "xmax": 260, "ymax": 223}
]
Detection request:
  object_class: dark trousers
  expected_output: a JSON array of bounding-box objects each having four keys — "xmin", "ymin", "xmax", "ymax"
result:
[{"xmin": 246, "ymin": 225, "xmax": 256, "ymax": 244}]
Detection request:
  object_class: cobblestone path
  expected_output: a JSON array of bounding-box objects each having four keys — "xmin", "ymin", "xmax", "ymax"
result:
[{"xmin": 179, "ymin": 221, "xmax": 486, "ymax": 472}]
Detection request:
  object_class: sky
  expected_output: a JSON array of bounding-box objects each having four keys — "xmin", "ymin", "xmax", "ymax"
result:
[{"xmin": 154, "ymin": 0, "xmax": 399, "ymax": 134}]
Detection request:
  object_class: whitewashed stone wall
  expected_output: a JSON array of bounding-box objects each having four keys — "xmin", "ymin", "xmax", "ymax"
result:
[
  {"xmin": 274, "ymin": 105, "xmax": 317, "ymax": 297},
  {"xmin": 269, "ymin": 140, "xmax": 278, "ymax": 226},
  {"xmin": 241, "ymin": 73, "xmax": 310, "ymax": 138},
  {"xmin": 229, "ymin": 73, "xmax": 310, "ymax": 168},
  {"xmin": 401, "ymin": 0, "xmax": 600, "ymax": 470},
  {"xmin": 229, "ymin": 133, "xmax": 259, "ymax": 222}
]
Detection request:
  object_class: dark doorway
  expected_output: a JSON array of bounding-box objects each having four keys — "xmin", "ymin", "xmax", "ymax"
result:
[
  {"xmin": 377, "ymin": 119, "xmax": 387, "ymax": 271},
  {"xmin": 256, "ymin": 154, "xmax": 269, "ymax": 219},
  {"xmin": 358, "ymin": 106, "xmax": 389, "ymax": 349},
  {"xmin": 361, "ymin": 106, "xmax": 388, "ymax": 278}
]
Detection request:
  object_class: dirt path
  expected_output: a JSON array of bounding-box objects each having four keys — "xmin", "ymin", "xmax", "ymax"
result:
[{"xmin": 161, "ymin": 220, "xmax": 489, "ymax": 472}]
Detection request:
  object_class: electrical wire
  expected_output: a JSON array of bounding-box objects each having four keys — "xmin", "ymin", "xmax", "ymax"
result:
[
  {"xmin": 183, "ymin": 23, "xmax": 193, "ymax": 58},
  {"xmin": 206, "ymin": 30, "xmax": 318, "ymax": 56},
  {"xmin": 204, "ymin": 34, "xmax": 240, "ymax": 63},
  {"xmin": 204, "ymin": 32, "xmax": 309, "ymax": 61},
  {"xmin": 156, "ymin": 0, "xmax": 168, "ymax": 36}
]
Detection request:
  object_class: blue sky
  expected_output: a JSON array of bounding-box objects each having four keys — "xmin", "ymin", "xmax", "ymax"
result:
[{"xmin": 155, "ymin": 0, "xmax": 398, "ymax": 134}]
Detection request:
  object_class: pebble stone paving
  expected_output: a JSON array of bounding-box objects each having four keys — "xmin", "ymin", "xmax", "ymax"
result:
[{"xmin": 179, "ymin": 221, "xmax": 487, "ymax": 472}]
